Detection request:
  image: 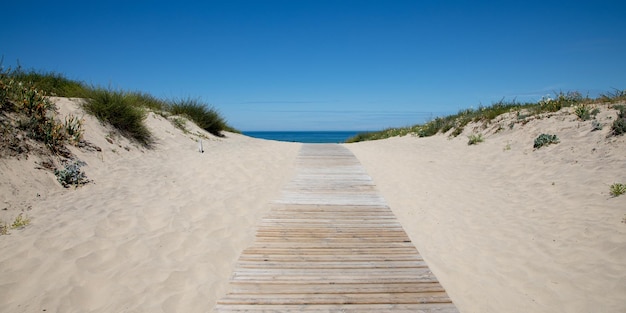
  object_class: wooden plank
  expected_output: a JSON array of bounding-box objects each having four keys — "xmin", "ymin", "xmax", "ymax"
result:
[
  {"xmin": 254, "ymin": 231, "xmax": 409, "ymax": 238},
  {"xmin": 218, "ymin": 292, "xmax": 452, "ymax": 305},
  {"xmin": 237, "ymin": 254, "xmax": 423, "ymax": 262},
  {"xmin": 235, "ymin": 260, "xmax": 429, "ymax": 269},
  {"xmin": 240, "ymin": 248, "xmax": 418, "ymax": 255},
  {"xmin": 226, "ymin": 282, "xmax": 444, "ymax": 294},
  {"xmin": 215, "ymin": 303, "xmax": 459, "ymax": 313},
  {"xmin": 215, "ymin": 144, "xmax": 457, "ymax": 312}
]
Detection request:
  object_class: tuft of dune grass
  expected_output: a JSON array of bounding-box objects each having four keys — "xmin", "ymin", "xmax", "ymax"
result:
[
  {"xmin": 168, "ymin": 98, "xmax": 228, "ymax": 137},
  {"xmin": 82, "ymin": 88, "xmax": 152, "ymax": 146}
]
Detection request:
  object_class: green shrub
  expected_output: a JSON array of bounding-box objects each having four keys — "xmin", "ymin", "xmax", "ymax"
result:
[
  {"xmin": 591, "ymin": 120, "xmax": 603, "ymax": 131},
  {"xmin": 169, "ymin": 98, "xmax": 227, "ymax": 137},
  {"xmin": 540, "ymin": 91, "xmax": 584, "ymax": 113},
  {"xmin": 534, "ymin": 133, "xmax": 559, "ymax": 149},
  {"xmin": 574, "ymin": 104, "xmax": 598, "ymax": 121},
  {"xmin": 54, "ymin": 160, "xmax": 89, "ymax": 188},
  {"xmin": 609, "ymin": 183, "xmax": 626, "ymax": 197},
  {"xmin": 610, "ymin": 105, "xmax": 626, "ymax": 136},
  {"xmin": 467, "ymin": 133, "xmax": 484, "ymax": 145},
  {"xmin": 82, "ymin": 88, "xmax": 151, "ymax": 145}
]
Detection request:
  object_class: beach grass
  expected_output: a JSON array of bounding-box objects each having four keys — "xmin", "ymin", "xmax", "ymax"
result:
[
  {"xmin": 467, "ymin": 133, "xmax": 484, "ymax": 145},
  {"xmin": 347, "ymin": 90, "xmax": 625, "ymax": 143},
  {"xmin": 610, "ymin": 105, "xmax": 626, "ymax": 136},
  {"xmin": 168, "ymin": 98, "xmax": 228, "ymax": 137},
  {"xmin": 1, "ymin": 66, "xmax": 237, "ymax": 148},
  {"xmin": 3, "ymin": 67, "xmax": 87, "ymax": 98},
  {"xmin": 1, "ymin": 69, "xmax": 76, "ymax": 153},
  {"xmin": 82, "ymin": 88, "xmax": 152, "ymax": 145}
]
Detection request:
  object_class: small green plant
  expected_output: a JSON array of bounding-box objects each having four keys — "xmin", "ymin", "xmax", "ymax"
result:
[
  {"xmin": 574, "ymin": 104, "xmax": 598, "ymax": 121},
  {"xmin": 591, "ymin": 120, "xmax": 603, "ymax": 131},
  {"xmin": 54, "ymin": 160, "xmax": 89, "ymax": 188},
  {"xmin": 534, "ymin": 133, "xmax": 559, "ymax": 149},
  {"xmin": 610, "ymin": 105, "xmax": 626, "ymax": 137},
  {"xmin": 467, "ymin": 133, "xmax": 484, "ymax": 145},
  {"xmin": 0, "ymin": 222, "xmax": 9, "ymax": 235},
  {"xmin": 169, "ymin": 117, "xmax": 187, "ymax": 132},
  {"xmin": 609, "ymin": 183, "xmax": 626, "ymax": 197},
  {"xmin": 63, "ymin": 114, "xmax": 84, "ymax": 144},
  {"xmin": 11, "ymin": 213, "xmax": 30, "ymax": 229}
]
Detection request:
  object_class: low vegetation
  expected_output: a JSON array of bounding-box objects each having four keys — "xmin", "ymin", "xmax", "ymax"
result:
[
  {"xmin": 11, "ymin": 213, "xmax": 30, "ymax": 229},
  {"xmin": 610, "ymin": 105, "xmax": 626, "ymax": 137},
  {"xmin": 591, "ymin": 120, "xmax": 603, "ymax": 131},
  {"xmin": 610, "ymin": 183, "xmax": 626, "ymax": 197},
  {"xmin": 467, "ymin": 133, "xmax": 484, "ymax": 145},
  {"xmin": 347, "ymin": 90, "xmax": 626, "ymax": 143},
  {"xmin": 2, "ymin": 65, "xmax": 238, "ymax": 190},
  {"xmin": 573, "ymin": 103, "xmax": 599, "ymax": 121},
  {"xmin": 169, "ymin": 98, "xmax": 228, "ymax": 137},
  {"xmin": 0, "ymin": 214, "xmax": 31, "ymax": 235},
  {"xmin": 1, "ymin": 66, "xmax": 237, "ymax": 149},
  {"xmin": 82, "ymin": 88, "xmax": 153, "ymax": 145},
  {"xmin": 1, "ymin": 68, "xmax": 82, "ymax": 156},
  {"xmin": 54, "ymin": 160, "xmax": 89, "ymax": 188},
  {"xmin": 533, "ymin": 134, "xmax": 560, "ymax": 149}
]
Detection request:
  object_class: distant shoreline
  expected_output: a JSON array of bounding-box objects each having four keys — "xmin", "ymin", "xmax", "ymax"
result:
[{"xmin": 243, "ymin": 130, "xmax": 370, "ymax": 143}]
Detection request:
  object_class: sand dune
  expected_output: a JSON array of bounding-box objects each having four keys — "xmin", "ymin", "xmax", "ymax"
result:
[
  {"xmin": 0, "ymin": 98, "xmax": 301, "ymax": 312},
  {"xmin": 348, "ymin": 106, "xmax": 626, "ymax": 313},
  {"xmin": 1, "ymin": 98, "xmax": 625, "ymax": 312}
]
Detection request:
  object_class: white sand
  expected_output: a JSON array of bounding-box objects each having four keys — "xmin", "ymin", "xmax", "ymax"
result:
[
  {"xmin": 348, "ymin": 106, "xmax": 626, "ymax": 312},
  {"xmin": 0, "ymin": 98, "xmax": 301, "ymax": 312},
  {"xmin": 1, "ymin": 98, "xmax": 625, "ymax": 312}
]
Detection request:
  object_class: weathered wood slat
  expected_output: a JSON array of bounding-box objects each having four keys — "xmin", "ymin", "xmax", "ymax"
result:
[
  {"xmin": 238, "ymin": 254, "xmax": 423, "ymax": 262},
  {"xmin": 240, "ymin": 248, "xmax": 418, "ymax": 255},
  {"xmin": 235, "ymin": 260, "xmax": 428, "ymax": 269},
  {"xmin": 215, "ymin": 144, "xmax": 457, "ymax": 312},
  {"xmin": 218, "ymin": 291, "xmax": 452, "ymax": 305},
  {"xmin": 214, "ymin": 304, "xmax": 458, "ymax": 313},
  {"xmin": 227, "ymin": 282, "xmax": 444, "ymax": 294}
]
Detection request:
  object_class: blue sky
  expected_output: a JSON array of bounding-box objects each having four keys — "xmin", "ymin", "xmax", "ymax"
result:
[{"xmin": 3, "ymin": 1, "xmax": 626, "ymax": 131}]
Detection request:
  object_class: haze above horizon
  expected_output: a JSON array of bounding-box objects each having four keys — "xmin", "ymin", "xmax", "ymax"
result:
[{"xmin": 3, "ymin": 0, "xmax": 625, "ymax": 131}]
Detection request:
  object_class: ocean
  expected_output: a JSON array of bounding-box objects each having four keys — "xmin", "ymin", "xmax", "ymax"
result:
[{"xmin": 243, "ymin": 131, "xmax": 365, "ymax": 143}]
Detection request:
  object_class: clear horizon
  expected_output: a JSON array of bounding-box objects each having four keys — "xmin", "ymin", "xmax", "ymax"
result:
[{"xmin": 3, "ymin": 1, "xmax": 626, "ymax": 131}]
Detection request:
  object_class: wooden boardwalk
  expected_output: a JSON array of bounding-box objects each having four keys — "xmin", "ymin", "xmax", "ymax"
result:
[{"xmin": 215, "ymin": 144, "xmax": 458, "ymax": 312}]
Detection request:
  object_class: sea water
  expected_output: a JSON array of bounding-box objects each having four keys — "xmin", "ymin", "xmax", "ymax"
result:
[{"xmin": 243, "ymin": 131, "xmax": 366, "ymax": 143}]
